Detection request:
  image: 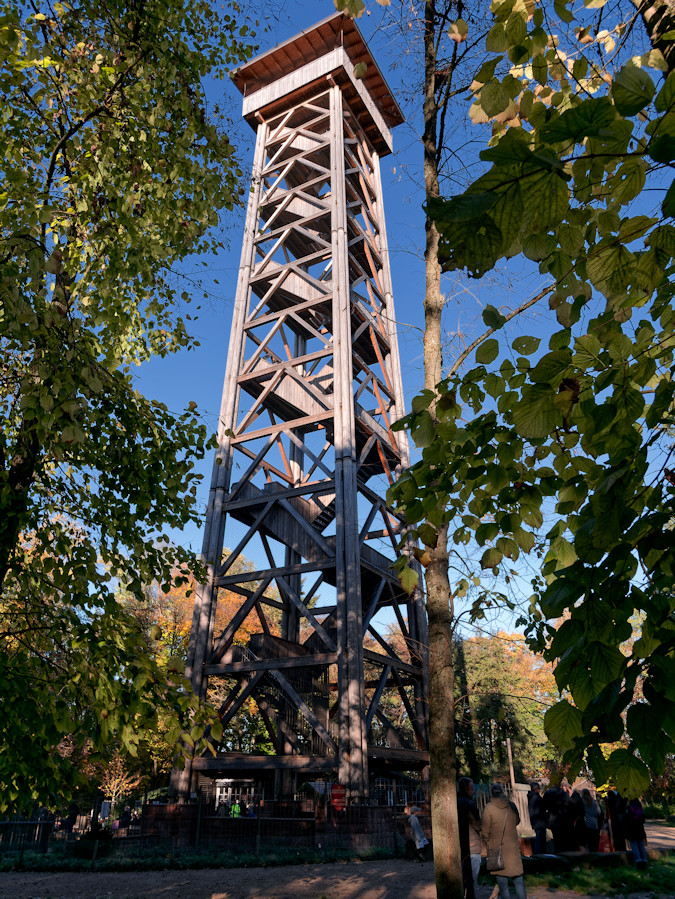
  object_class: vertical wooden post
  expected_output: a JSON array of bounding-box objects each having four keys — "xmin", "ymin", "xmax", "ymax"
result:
[{"xmin": 330, "ymin": 82, "xmax": 368, "ymax": 799}]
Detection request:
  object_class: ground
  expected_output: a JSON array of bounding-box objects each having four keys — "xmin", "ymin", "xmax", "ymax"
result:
[
  {"xmin": 0, "ymin": 858, "xmax": 670, "ymax": 899},
  {"xmin": 1, "ymin": 822, "xmax": 673, "ymax": 899}
]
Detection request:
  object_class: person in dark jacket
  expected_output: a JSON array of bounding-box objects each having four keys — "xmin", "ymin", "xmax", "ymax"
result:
[
  {"xmin": 566, "ymin": 787, "xmax": 586, "ymax": 850},
  {"xmin": 543, "ymin": 784, "xmax": 570, "ymax": 852},
  {"xmin": 581, "ymin": 789, "xmax": 603, "ymax": 852},
  {"xmin": 625, "ymin": 798, "xmax": 648, "ymax": 869},
  {"xmin": 458, "ymin": 777, "xmax": 483, "ymax": 899},
  {"xmin": 607, "ymin": 788, "xmax": 627, "ymax": 851},
  {"xmin": 528, "ymin": 783, "xmax": 547, "ymax": 854}
]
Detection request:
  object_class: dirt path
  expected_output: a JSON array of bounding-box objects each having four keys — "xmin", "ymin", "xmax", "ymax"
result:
[
  {"xmin": 0, "ymin": 858, "xmax": 668, "ymax": 899},
  {"xmin": 2, "ymin": 823, "xmax": 672, "ymax": 899}
]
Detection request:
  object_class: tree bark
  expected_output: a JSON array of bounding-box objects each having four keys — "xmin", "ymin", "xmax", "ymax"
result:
[
  {"xmin": 423, "ymin": 2, "xmax": 463, "ymax": 897},
  {"xmin": 0, "ymin": 424, "xmax": 40, "ymax": 591}
]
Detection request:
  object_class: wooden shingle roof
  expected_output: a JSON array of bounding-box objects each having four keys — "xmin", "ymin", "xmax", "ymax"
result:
[{"xmin": 232, "ymin": 11, "xmax": 403, "ymax": 132}]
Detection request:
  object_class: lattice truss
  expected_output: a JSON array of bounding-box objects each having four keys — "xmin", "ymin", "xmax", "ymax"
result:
[{"xmin": 183, "ymin": 81, "xmax": 428, "ymax": 792}]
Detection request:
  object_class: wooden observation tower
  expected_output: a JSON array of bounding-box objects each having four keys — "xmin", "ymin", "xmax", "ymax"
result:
[{"xmin": 176, "ymin": 12, "xmax": 429, "ymax": 801}]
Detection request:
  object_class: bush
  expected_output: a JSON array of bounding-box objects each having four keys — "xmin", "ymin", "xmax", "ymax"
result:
[{"xmin": 643, "ymin": 804, "xmax": 672, "ymax": 819}]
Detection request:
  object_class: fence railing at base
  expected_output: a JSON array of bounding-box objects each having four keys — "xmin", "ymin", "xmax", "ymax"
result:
[{"xmin": 0, "ymin": 798, "xmax": 431, "ymax": 860}]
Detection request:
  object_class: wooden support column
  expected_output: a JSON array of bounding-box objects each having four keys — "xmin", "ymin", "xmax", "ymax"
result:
[
  {"xmin": 173, "ymin": 119, "xmax": 268, "ymax": 801},
  {"xmin": 330, "ymin": 82, "xmax": 368, "ymax": 799}
]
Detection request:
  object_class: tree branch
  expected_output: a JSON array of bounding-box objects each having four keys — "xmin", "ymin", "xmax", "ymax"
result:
[{"xmin": 446, "ymin": 284, "xmax": 554, "ymax": 379}]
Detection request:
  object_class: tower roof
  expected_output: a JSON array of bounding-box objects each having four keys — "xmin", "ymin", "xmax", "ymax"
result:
[{"xmin": 232, "ymin": 11, "xmax": 404, "ymax": 138}]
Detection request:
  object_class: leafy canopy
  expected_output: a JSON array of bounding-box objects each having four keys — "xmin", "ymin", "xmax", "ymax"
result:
[
  {"xmin": 390, "ymin": 0, "xmax": 675, "ymax": 796},
  {"xmin": 0, "ymin": 0, "xmax": 253, "ymax": 809}
]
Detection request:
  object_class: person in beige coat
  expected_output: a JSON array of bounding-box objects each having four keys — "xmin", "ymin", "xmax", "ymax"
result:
[{"xmin": 481, "ymin": 783, "xmax": 527, "ymax": 899}]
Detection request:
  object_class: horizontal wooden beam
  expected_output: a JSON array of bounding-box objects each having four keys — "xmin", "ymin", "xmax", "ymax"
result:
[
  {"xmin": 193, "ymin": 753, "xmax": 337, "ymax": 772},
  {"xmin": 363, "ymin": 648, "xmax": 419, "ymax": 677},
  {"xmin": 205, "ymin": 652, "xmax": 338, "ymax": 677},
  {"xmin": 216, "ymin": 559, "xmax": 335, "ymax": 588},
  {"xmin": 225, "ymin": 479, "xmax": 336, "ymax": 511},
  {"xmin": 231, "ymin": 411, "xmax": 332, "ymax": 444},
  {"xmin": 366, "ymin": 746, "xmax": 429, "ymax": 766}
]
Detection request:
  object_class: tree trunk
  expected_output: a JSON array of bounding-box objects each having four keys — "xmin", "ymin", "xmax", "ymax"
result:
[
  {"xmin": 0, "ymin": 424, "xmax": 40, "ymax": 591},
  {"xmin": 423, "ymin": 2, "xmax": 464, "ymax": 897}
]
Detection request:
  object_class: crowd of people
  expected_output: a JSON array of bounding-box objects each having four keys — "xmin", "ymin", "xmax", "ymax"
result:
[
  {"xmin": 215, "ymin": 798, "xmax": 257, "ymax": 818},
  {"xmin": 527, "ymin": 781, "xmax": 647, "ymax": 864},
  {"xmin": 408, "ymin": 780, "xmax": 650, "ymax": 898}
]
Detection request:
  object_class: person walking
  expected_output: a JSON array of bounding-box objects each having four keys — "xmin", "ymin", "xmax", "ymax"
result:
[
  {"xmin": 458, "ymin": 777, "xmax": 483, "ymax": 898},
  {"xmin": 481, "ymin": 783, "xmax": 526, "ymax": 899},
  {"xmin": 527, "ymin": 783, "xmax": 547, "ymax": 854},
  {"xmin": 407, "ymin": 805, "xmax": 429, "ymax": 862},
  {"xmin": 625, "ymin": 797, "xmax": 648, "ymax": 869}
]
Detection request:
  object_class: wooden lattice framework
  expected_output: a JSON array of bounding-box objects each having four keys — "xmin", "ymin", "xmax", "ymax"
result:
[{"xmin": 175, "ymin": 12, "xmax": 429, "ymax": 801}]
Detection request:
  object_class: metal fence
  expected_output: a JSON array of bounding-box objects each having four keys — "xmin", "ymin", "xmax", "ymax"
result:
[{"xmin": 0, "ymin": 780, "xmax": 539, "ymax": 860}]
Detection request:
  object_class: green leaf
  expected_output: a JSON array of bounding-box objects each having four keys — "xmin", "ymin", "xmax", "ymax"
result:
[
  {"xmin": 613, "ymin": 160, "xmax": 647, "ymax": 205},
  {"xmin": 541, "ymin": 97, "xmax": 616, "ymax": 143},
  {"xmin": 512, "ymin": 386, "xmax": 561, "ymax": 438},
  {"xmin": 526, "ymin": 170, "xmax": 571, "ymax": 233},
  {"xmin": 417, "ymin": 523, "xmax": 438, "ymax": 548},
  {"xmin": 612, "ymin": 64, "xmax": 655, "ymax": 116},
  {"xmin": 428, "ymin": 193, "xmax": 498, "ymax": 224},
  {"xmin": 474, "ymin": 57, "xmax": 501, "ymax": 84},
  {"xmin": 481, "ymin": 81, "xmax": 513, "ymax": 117},
  {"xmin": 608, "ymin": 749, "xmax": 651, "ymax": 799},
  {"xmin": 399, "ymin": 564, "xmax": 419, "ymax": 596},
  {"xmin": 334, "ymin": 0, "xmax": 365, "ymax": 17},
  {"xmin": 655, "ymin": 70, "xmax": 675, "ymax": 114},
  {"xmin": 587, "ymin": 642, "xmax": 625, "ymax": 685},
  {"xmin": 626, "ymin": 703, "xmax": 666, "ymax": 769},
  {"xmin": 529, "ymin": 350, "xmax": 572, "ymax": 384},
  {"xmin": 481, "ymin": 547, "xmax": 504, "ymax": 569},
  {"xmin": 411, "ymin": 411, "xmax": 436, "ymax": 448},
  {"xmin": 553, "ymin": 0, "xmax": 574, "ymax": 22},
  {"xmin": 532, "ymin": 55, "xmax": 548, "ymax": 86},
  {"xmin": 545, "ymin": 700, "xmax": 583, "ymax": 754},
  {"xmin": 512, "ymin": 335, "xmax": 541, "ymax": 355},
  {"xmin": 663, "ymin": 180, "xmax": 675, "ymax": 219},
  {"xmin": 586, "ymin": 744, "xmax": 610, "ymax": 786},
  {"xmin": 649, "ymin": 134, "xmax": 675, "ymax": 163},
  {"xmin": 476, "ymin": 522, "xmax": 500, "ymax": 544},
  {"xmin": 482, "ymin": 305, "xmax": 507, "ymax": 330},
  {"xmin": 476, "ymin": 338, "xmax": 500, "ymax": 364},
  {"xmin": 573, "ymin": 334, "xmax": 602, "ymax": 370},
  {"xmin": 411, "ymin": 389, "xmax": 436, "ymax": 413},
  {"xmin": 513, "ymin": 527, "xmax": 535, "ymax": 551},
  {"xmin": 586, "ymin": 244, "xmax": 636, "ymax": 298},
  {"xmin": 523, "ymin": 232, "xmax": 550, "ymax": 261},
  {"xmin": 438, "ymin": 215, "xmax": 504, "ymax": 276},
  {"xmin": 486, "ymin": 23, "xmax": 508, "ymax": 53},
  {"xmin": 505, "ymin": 12, "xmax": 527, "ymax": 46},
  {"xmin": 353, "ymin": 61, "xmax": 367, "ymax": 79},
  {"xmin": 448, "ymin": 18, "xmax": 468, "ymax": 42},
  {"xmin": 548, "ymin": 536, "xmax": 577, "ymax": 569}
]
